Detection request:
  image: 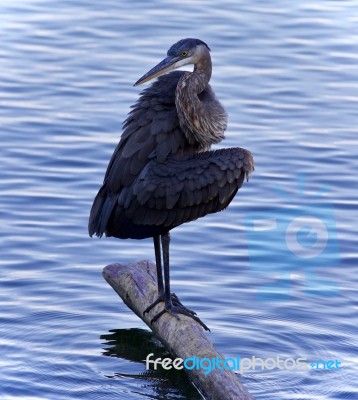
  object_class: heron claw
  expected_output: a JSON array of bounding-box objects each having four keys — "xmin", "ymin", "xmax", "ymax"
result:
[
  {"xmin": 143, "ymin": 292, "xmax": 196, "ymax": 316},
  {"xmin": 145, "ymin": 297, "xmax": 209, "ymax": 331},
  {"xmin": 151, "ymin": 304, "xmax": 210, "ymax": 331}
]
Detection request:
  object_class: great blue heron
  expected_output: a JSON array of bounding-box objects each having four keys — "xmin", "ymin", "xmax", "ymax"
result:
[{"xmin": 89, "ymin": 38, "xmax": 254, "ymax": 331}]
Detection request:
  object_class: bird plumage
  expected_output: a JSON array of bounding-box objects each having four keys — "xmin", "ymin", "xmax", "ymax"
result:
[
  {"xmin": 88, "ymin": 70, "xmax": 253, "ymax": 240},
  {"xmin": 88, "ymin": 38, "xmax": 254, "ymax": 330}
]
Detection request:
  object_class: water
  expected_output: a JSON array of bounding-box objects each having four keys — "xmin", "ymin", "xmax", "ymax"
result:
[{"xmin": 1, "ymin": 0, "xmax": 357, "ymax": 398}]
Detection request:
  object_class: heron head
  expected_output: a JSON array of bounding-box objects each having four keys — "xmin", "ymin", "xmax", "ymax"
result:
[{"xmin": 134, "ymin": 38, "xmax": 210, "ymax": 86}]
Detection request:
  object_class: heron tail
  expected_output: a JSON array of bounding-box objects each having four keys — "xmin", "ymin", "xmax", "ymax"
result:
[{"xmin": 88, "ymin": 185, "xmax": 117, "ymax": 238}]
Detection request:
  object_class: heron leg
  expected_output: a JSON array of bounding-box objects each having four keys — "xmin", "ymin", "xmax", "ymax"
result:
[
  {"xmin": 143, "ymin": 235, "xmax": 189, "ymax": 315},
  {"xmin": 154, "ymin": 235, "xmax": 164, "ymax": 295},
  {"xmin": 150, "ymin": 233, "xmax": 210, "ymax": 331},
  {"xmin": 143, "ymin": 236, "xmax": 164, "ymax": 314},
  {"xmin": 162, "ymin": 232, "xmax": 172, "ymax": 308}
]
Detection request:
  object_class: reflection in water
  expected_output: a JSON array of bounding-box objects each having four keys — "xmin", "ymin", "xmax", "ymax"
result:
[{"xmin": 100, "ymin": 328, "xmax": 202, "ymax": 400}]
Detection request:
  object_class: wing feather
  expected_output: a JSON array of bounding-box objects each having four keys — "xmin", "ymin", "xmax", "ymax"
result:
[{"xmin": 126, "ymin": 147, "xmax": 254, "ymax": 227}]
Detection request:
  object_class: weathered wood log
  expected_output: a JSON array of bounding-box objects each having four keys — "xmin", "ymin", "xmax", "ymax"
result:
[{"xmin": 103, "ymin": 260, "xmax": 254, "ymax": 400}]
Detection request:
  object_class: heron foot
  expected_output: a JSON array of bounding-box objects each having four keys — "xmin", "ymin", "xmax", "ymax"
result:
[
  {"xmin": 151, "ymin": 302, "xmax": 210, "ymax": 332},
  {"xmin": 143, "ymin": 292, "xmax": 196, "ymax": 316}
]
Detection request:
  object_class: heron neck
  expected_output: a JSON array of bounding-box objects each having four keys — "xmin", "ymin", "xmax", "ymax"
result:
[
  {"xmin": 193, "ymin": 51, "xmax": 212, "ymax": 89},
  {"xmin": 175, "ymin": 55, "xmax": 226, "ymax": 151}
]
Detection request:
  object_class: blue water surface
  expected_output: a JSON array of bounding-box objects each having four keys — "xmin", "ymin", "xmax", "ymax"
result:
[{"xmin": 1, "ymin": 1, "xmax": 357, "ymax": 399}]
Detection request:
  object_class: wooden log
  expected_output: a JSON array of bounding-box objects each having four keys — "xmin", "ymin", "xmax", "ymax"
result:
[{"xmin": 103, "ymin": 260, "xmax": 254, "ymax": 400}]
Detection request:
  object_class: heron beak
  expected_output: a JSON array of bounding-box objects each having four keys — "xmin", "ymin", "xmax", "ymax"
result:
[{"xmin": 134, "ymin": 56, "xmax": 178, "ymax": 86}]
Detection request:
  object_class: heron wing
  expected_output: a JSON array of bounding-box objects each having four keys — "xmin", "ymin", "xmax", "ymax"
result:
[
  {"xmin": 121, "ymin": 147, "xmax": 254, "ymax": 228},
  {"xmin": 88, "ymin": 72, "xmax": 189, "ymax": 237}
]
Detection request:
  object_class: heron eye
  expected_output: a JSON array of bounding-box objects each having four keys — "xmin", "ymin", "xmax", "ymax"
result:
[{"xmin": 181, "ymin": 51, "xmax": 188, "ymax": 57}]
